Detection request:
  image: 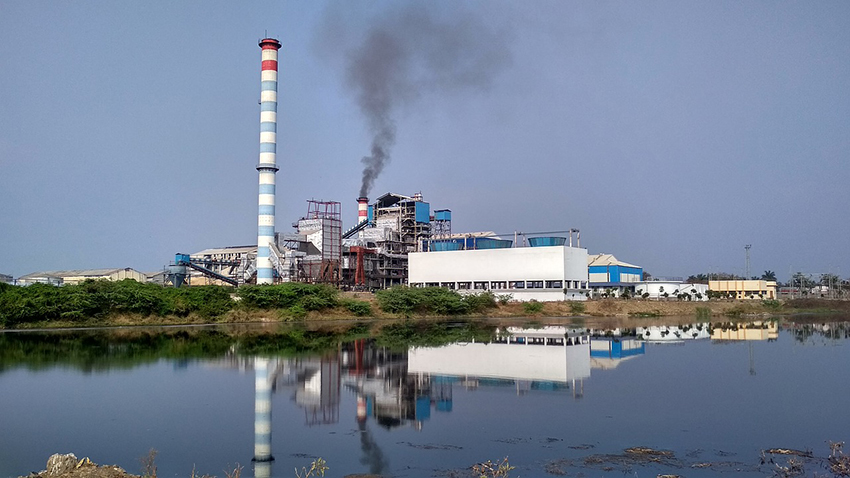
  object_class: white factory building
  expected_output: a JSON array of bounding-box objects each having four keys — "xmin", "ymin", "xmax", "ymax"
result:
[{"xmin": 408, "ymin": 236, "xmax": 589, "ymax": 301}]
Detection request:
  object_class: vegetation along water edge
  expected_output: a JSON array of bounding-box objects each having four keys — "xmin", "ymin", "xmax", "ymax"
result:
[{"xmin": 1, "ymin": 279, "xmax": 848, "ymax": 330}]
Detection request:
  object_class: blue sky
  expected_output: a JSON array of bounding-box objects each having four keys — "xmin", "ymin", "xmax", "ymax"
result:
[{"xmin": 1, "ymin": 1, "xmax": 848, "ymax": 282}]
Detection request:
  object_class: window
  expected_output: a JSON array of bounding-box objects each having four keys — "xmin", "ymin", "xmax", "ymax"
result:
[
  {"xmin": 510, "ymin": 281, "xmax": 525, "ymax": 289},
  {"xmin": 546, "ymin": 280, "xmax": 563, "ymax": 289},
  {"xmin": 491, "ymin": 281, "xmax": 507, "ymax": 290},
  {"xmin": 441, "ymin": 282, "xmax": 456, "ymax": 290},
  {"xmin": 426, "ymin": 282, "xmax": 439, "ymax": 288},
  {"xmin": 474, "ymin": 281, "xmax": 488, "ymax": 290},
  {"xmin": 457, "ymin": 282, "xmax": 471, "ymax": 290},
  {"xmin": 527, "ymin": 281, "xmax": 544, "ymax": 289}
]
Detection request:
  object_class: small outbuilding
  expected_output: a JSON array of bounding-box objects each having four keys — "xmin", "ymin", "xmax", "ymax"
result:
[
  {"xmin": 16, "ymin": 268, "xmax": 148, "ymax": 286},
  {"xmin": 587, "ymin": 253, "xmax": 643, "ymax": 298}
]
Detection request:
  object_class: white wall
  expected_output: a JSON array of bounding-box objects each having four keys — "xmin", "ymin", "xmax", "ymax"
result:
[{"xmin": 408, "ymin": 246, "xmax": 589, "ymax": 301}]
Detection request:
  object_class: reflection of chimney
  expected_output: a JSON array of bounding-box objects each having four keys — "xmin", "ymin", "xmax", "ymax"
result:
[
  {"xmin": 357, "ymin": 197, "xmax": 369, "ymax": 224},
  {"xmin": 356, "ymin": 395, "xmax": 368, "ymax": 423},
  {"xmin": 253, "ymin": 358, "xmax": 274, "ymax": 467}
]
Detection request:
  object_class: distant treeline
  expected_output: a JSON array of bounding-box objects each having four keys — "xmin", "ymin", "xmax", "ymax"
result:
[{"xmin": 0, "ymin": 280, "xmax": 499, "ymax": 328}]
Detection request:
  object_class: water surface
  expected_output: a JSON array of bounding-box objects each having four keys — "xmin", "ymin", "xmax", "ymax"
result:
[{"xmin": 1, "ymin": 318, "xmax": 848, "ymax": 477}]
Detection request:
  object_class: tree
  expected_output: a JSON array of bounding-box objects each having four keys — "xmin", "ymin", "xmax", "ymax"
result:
[
  {"xmin": 686, "ymin": 273, "xmax": 709, "ymax": 284},
  {"xmin": 642, "ymin": 271, "xmax": 652, "ymax": 281},
  {"xmin": 761, "ymin": 270, "xmax": 777, "ymax": 281},
  {"xmin": 791, "ymin": 272, "xmax": 816, "ymax": 290}
]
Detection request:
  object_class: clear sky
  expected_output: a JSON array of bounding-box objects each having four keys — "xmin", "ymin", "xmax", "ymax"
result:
[{"xmin": 1, "ymin": 1, "xmax": 848, "ymax": 282}]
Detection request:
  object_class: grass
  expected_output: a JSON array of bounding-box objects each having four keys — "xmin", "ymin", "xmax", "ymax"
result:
[
  {"xmin": 629, "ymin": 310, "xmax": 661, "ymax": 317},
  {"xmin": 568, "ymin": 301, "xmax": 586, "ymax": 315},
  {"xmin": 695, "ymin": 306, "xmax": 712, "ymax": 319}
]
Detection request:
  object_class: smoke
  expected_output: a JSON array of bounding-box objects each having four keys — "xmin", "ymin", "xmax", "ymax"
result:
[{"xmin": 319, "ymin": 4, "xmax": 512, "ymax": 198}]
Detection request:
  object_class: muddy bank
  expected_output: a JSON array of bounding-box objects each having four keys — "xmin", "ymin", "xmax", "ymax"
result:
[{"xmin": 20, "ymin": 454, "xmax": 138, "ymax": 478}]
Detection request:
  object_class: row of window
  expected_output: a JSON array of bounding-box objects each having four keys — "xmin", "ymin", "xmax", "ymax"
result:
[{"xmin": 411, "ymin": 280, "xmax": 587, "ymax": 290}]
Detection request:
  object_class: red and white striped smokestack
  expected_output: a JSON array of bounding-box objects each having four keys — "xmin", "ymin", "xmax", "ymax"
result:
[{"xmin": 357, "ymin": 197, "xmax": 368, "ymax": 224}]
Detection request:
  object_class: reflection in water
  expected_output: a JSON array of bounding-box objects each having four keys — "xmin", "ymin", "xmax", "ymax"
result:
[
  {"xmin": 252, "ymin": 358, "xmax": 273, "ymax": 478},
  {"xmin": 785, "ymin": 321, "xmax": 850, "ymax": 344},
  {"xmin": 5, "ymin": 319, "xmax": 850, "ymax": 478},
  {"xmin": 409, "ymin": 327, "xmax": 594, "ymax": 398},
  {"xmin": 638, "ymin": 323, "xmax": 711, "ymax": 342},
  {"xmin": 712, "ymin": 321, "xmax": 778, "ymax": 341}
]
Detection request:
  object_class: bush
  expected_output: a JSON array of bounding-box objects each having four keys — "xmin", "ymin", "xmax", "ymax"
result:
[
  {"xmin": 167, "ymin": 286, "xmax": 234, "ymax": 318},
  {"xmin": 523, "ymin": 300, "xmax": 544, "ymax": 314},
  {"xmin": 375, "ymin": 287, "xmax": 498, "ymax": 316},
  {"xmin": 342, "ymin": 299, "xmax": 372, "ymax": 317},
  {"xmin": 236, "ymin": 283, "xmax": 337, "ymax": 312},
  {"xmin": 376, "ymin": 287, "xmax": 423, "ymax": 314},
  {"xmin": 762, "ymin": 299, "xmax": 782, "ymax": 310},
  {"xmin": 462, "ymin": 291, "xmax": 497, "ymax": 313},
  {"xmin": 569, "ymin": 301, "xmax": 586, "ymax": 314}
]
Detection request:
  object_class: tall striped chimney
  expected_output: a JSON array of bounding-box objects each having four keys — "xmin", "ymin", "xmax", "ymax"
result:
[
  {"xmin": 256, "ymin": 38, "xmax": 282, "ymax": 285},
  {"xmin": 357, "ymin": 197, "xmax": 369, "ymax": 224}
]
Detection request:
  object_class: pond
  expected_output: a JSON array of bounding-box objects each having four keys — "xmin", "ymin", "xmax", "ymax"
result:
[{"xmin": 1, "ymin": 318, "xmax": 849, "ymax": 478}]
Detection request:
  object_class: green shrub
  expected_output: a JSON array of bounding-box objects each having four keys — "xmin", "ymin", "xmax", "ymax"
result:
[
  {"xmin": 342, "ymin": 299, "xmax": 372, "ymax": 316},
  {"xmin": 375, "ymin": 287, "xmax": 498, "ymax": 316},
  {"xmin": 762, "ymin": 299, "xmax": 781, "ymax": 310},
  {"xmin": 236, "ymin": 283, "xmax": 337, "ymax": 312},
  {"xmin": 463, "ymin": 291, "xmax": 497, "ymax": 312},
  {"xmin": 376, "ymin": 287, "xmax": 422, "ymax": 314},
  {"xmin": 569, "ymin": 301, "xmax": 586, "ymax": 314},
  {"xmin": 287, "ymin": 304, "xmax": 307, "ymax": 320},
  {"xmin": 523, "ymin": 300, "xmax": 544, "ymax": 314},
  {"xmin": 496, "ymin": 294, "xmax": 512, "ymax": 305}
]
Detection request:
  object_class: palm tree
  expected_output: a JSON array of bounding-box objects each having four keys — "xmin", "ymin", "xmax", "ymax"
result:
[{"xmin": 761, "ymin": 270, "xmax": 777, "ymax": 281}]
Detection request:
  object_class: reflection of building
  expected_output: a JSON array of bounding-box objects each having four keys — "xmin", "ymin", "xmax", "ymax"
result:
[
  {"xmin": 408, "ymin": 327, "xmax": 592, "ymax": 396},
  {"xmin": 341, "ymin": 340, "xmax": 429, "ymax": 430},
  {"xmin": 295, "ymin": 356, "xmax": 341, "ymax": 426},
  {"xmin": 637, "ymin": 323, "xmax": 711, "ymax": 342},
  {"xmin": 712, "ymin": 321, "xmax": 778, "ymax": 341},
  {"xmin": 709, "ymin": 280, "xmax": 777, "ymax": 299},
  {"xmin": 589, "ymin": 337, "xmax": 646, "ymax": 369},
  {"xmin": 207, "ymin": 352, "xmax": 342, "ymax": 478}
]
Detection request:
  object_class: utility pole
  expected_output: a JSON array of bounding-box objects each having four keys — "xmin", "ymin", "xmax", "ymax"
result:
[{"xmin": 745, "ymin": 244, "xmax": 752, "ymax": 279}]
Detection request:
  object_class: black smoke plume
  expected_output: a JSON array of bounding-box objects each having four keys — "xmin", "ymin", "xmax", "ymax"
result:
[{"xmin": 321, "ymin": 4, "xmax": 511, "ymax": 198}]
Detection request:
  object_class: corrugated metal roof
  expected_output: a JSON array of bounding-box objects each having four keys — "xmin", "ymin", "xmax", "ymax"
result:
[
  {"xmin": 587, "ymin": 253, "xmax": 640, "ymax": 268},
  {"xmin": 18, "ymin": 268, "xmax": 140, "ymax": 279},
  {"xmin": 191, "ymin": 245, "xmax": 257, "ymax": 256}
]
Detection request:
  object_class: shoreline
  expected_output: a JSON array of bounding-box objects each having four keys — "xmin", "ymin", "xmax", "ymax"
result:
[{"xmin": 2, "ymin": 297, "xmax": 848, "ymax": 332}]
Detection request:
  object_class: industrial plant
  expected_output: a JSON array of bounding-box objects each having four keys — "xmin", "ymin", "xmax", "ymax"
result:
[
  {"xmin": 10, "ymin": 37, "xmax": 663, "ymax": 303},
  {"xmin": 153, "ymin": 37, "xmax": 596, "ymax": 299}
]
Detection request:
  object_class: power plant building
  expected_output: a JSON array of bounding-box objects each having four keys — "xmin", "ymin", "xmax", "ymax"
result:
[{"xmin": 408, "ymin": 236, "xmax": 589, "ymax": 301}]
